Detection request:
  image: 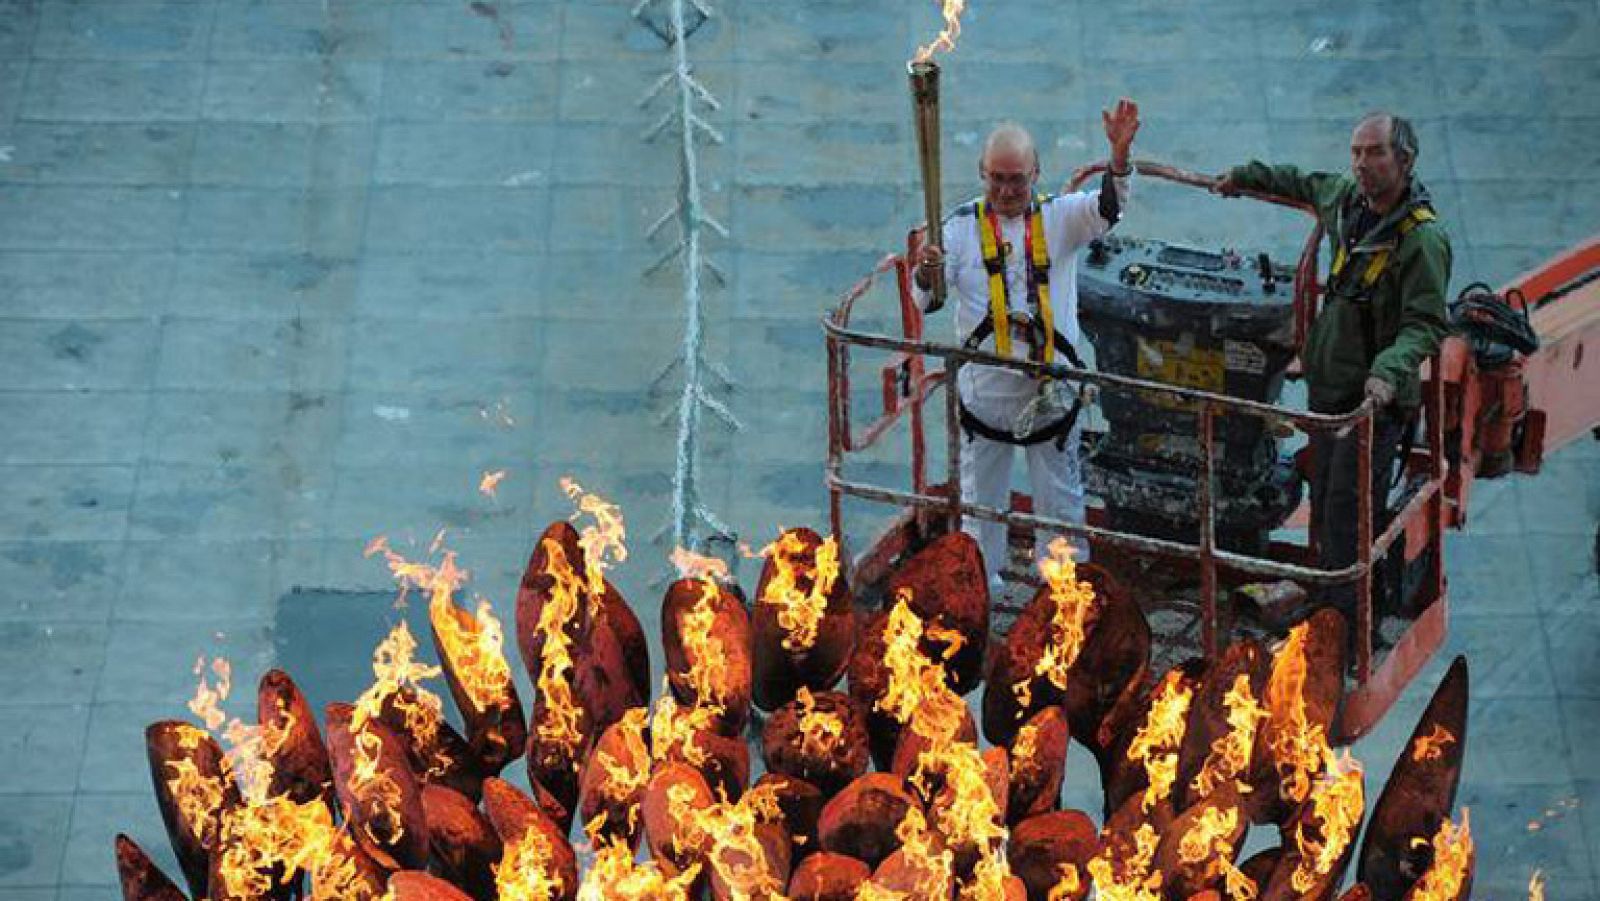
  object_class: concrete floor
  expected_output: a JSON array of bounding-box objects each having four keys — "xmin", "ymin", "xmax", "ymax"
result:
[{"xmin": 0, "ymin": 0, "xmax": 1596, "ymax": 897}]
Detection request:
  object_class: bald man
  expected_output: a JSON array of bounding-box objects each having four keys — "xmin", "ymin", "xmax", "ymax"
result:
[{"xmin": 913, "ymin": 100, "xmax": 1140, "ymax": 593}]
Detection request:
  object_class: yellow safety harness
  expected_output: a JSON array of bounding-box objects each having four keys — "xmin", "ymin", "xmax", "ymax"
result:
[
  {"xmin": 1329, "ymin": 205, "xmax": 1436, "ymax": 292},
  {"xmin": 976, "ymin": 197, "xmax": 1056, "ymax": 364}
]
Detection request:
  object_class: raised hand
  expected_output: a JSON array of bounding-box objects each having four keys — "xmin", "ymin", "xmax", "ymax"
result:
[{"xmin": 1102, "ymin": 97, "xmax": 1141, "ymax": 171}]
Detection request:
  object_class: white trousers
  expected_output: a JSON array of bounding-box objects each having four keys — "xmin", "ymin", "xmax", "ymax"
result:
[{"xmin": 958, "ymin": 383, "xmax": 1087, "ymax": 586}]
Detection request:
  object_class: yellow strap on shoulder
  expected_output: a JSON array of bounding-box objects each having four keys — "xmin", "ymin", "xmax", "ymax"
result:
[
  {"xmin": 977, "ymin": 201, "xmax": 1012, "ymax": 359},
  {"xmin": 1360, "ymin": 208, "xmax": 1434, "ymax": 287},
  {"xmin": 1030, "ymin": 201, "xmax": 1055, "ymax": 365}
]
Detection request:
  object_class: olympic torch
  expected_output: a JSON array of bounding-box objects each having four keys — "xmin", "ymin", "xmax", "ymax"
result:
[{"xmin": 909, "ymin": 59, "xmax": 945, "ymax": 310}]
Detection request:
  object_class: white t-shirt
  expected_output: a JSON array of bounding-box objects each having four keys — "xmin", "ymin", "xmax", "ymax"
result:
[{"xmin": 914, "ymin": 178, "xmax": 1128, "ymax": 400}]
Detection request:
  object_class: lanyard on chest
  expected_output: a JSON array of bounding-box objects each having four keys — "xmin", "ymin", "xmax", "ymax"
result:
[{"xmin": 977, "ymin": 199, "xmax": 1056, "ymax": 364}]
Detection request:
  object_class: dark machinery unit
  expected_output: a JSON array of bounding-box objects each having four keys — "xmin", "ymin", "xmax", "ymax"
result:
[{"xmin": 1078, "ymin": 236, "xmax": 1303, "ymax": 552}]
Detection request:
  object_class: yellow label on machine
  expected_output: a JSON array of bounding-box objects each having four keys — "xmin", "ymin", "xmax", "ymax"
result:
[{"xmin": 1134, "ymin": 338, "xmax": 1226, "ymax": 392}]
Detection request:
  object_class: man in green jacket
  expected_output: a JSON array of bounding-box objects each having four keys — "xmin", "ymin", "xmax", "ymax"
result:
[{"xmin": 1215, "ymin": 112, "xmax": 1452, "ymax": 615}]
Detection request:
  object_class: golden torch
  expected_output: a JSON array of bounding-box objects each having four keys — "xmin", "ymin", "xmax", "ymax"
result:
[
  {"xmin": 908, "ymin": 59, "xmax": 945, "ymax": 310},
  {"xmin": 907, "ymin": 1, "xmax": 965, "ymax": 310}
]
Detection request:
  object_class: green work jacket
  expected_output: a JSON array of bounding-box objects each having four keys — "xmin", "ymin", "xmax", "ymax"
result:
[{"xmin": 1227, "ymin": 161, "xmax": 1452, "ymax": 414}]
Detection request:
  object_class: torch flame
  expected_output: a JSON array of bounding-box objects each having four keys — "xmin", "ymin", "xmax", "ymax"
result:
[
  {"xmin": 1191, "ymin": 674, "xmax": 1270, "ymax": 798},
  {"xmin": 1016, "ymin": 538, "xmax": 1098, "ymax": 710},
  {"xmin": 480, "ymin": 469, "xmax": 507, "ymax": 498},
  {"xmin": 1125, "ymin": 668, "xmax": 1194, "ymax": 813},
  {"xmin": 562, "ymin": 476, "xmax": 627, "ymax": 602},
  {"xmin": 1529, "ymin": 870, "xmax": 1547, "ymax": 901},
  {"xmin": 912, "ymin": 0, "xmax": 968, "ymax": 64},
  {"xmin": 1408, "ymin": 808, "xmax": 1473, "ymax": 901},
  {"xmin": 759, "ymin": 531, "xmax": 841, "ymax": 653},
  {"xmin": 1411, "ymin": 723, "xmax": 1457, "ymax": 763},
  {"xmin": 1290, "ymin": 749, "xmax": 1365, "ymax": 893}
]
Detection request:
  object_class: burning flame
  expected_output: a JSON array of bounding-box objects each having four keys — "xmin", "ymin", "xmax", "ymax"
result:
[
  {"xmin": 533, "ymin": 538, "xmax": 586, "ymax": 754},
  {"xmin": 1529, "ymin": 870, "xmax": 1547, "ymax": 901},
  {"xmin": 1087, "ymin": 823, "xmax": 1163, "ymax": 901},
  {"xmin": 877, "ymin": 590, "xmax": 966, "ymax": 745},
  {"xmin": 1265, "ymin": 623, "xmax": 1329, "ymax": 805},
  {"xmin": 1016, "ymin": 538, "xmax": 1098, "ymax": 710},
  {"xmin": 370, "ymin": 538, "xmax": 513, "ymax": 715},
  {"xmin": 1125, "ymin": 669, "xmax": 1194, "ymax": 813},
  {"xmin": 914, "ymin": 739, "xmax": 1008, "ymax": 862},
  {"xmin": 164, "ymin": 752, "xmax": 225, "ymax": 849},
  {"xmin": 1176, "ymin": 804, "xmax": 1256, "ymax": 900},
  {"xmin": 667, "ymin": 780, "xmax": 786, "ymax": 899},
  {"xmin": 1411, "ymin": 724, "xmax": 1457, "ymax": 763},
  {"xmin": 912, "ymin": 0, "xmax": 968, "ymax": 64},
  {"xmin": 1408, "ymin": 808, "xmax": 1473, "ymax": 901},
  {"xmin": 578, "ymin": 836, "xmax": 699, "ymax": 900},
  {"xmin": 679, "ymin": 574, "xmax": 733, "ymax": 707},
  {"xmin": 1191, "ymin": 674, "xmax": 1270, "ymax": 798},
  {"xmin": 1012, "ymin": 720, "xmax": 1041, "ymax": 779},
  {"xmin": 480, "ymin": 469, "xmax": 507, "ymax": 498},
  {"xmin": 495, "ymin": 824, "xmax": 565, "ymax": 901},
  {"xmin": 758, "ymin": 531, "xmax": 841, "ymax": 652},
  {"xmin": 794, "ymin": 687, "xmax": 846, "ymax": 758},
  {"xmin": 962, "ymin": 847, "xmax": 1013, "ymax": 900},
  {"xmin": 562, "ymin": 477, "xmax": 627, "ymax": 601},
  {"xmin": 1290, "ymin": 750, "xmax": 1365, "ymax": 893},
  {"xmin": 650, "ymin": 687, "xmax": 721, "ymax": 769},
  {"xmin": 1045, "ymin": 863, "xmax": 1082, "ymax": 901},
  {"xmin": 894, "ymin": 806, "xmax": 956, "ymax": 898},
  {"xmin": 347, "ymin": 621, "xmax": 445, "ymax": 843}
]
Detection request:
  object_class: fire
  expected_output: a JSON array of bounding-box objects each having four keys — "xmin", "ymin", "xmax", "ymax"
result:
[
  {"xmin": 1408, "ymin": 808, "xmax": 1473, "ymax": 901},
  {"xmin": 188, "ymin": 656, "xmax": 231, "ymax": 732},
  {"xmin": 371, "ymin": 539, "xmax": 513, "ymax": 714},
  {"xmin": 683, "ymin": 576, "xmax": 733, "ymax": 706},
  {"xmin": 794, "ymin": 687, "xmax": 846, "ymax": 758},
  {"xmin": 534, "ymin": 538, "xmax": 586, "ymax": 753},
  {"xmin": 962, "ymin": 847, "xmax": 1013, "ymax": 900},
  {"xmin": 214, "ymin": 793, "xmax": 341, "ymax": 898},
  {"xmin": 876, "ymin": 590, "xmax": 966, "ymax": 745},
  {"xmin": 894, "ymin": 806, "xmax": 956, "ymax": 898},
  {"xmin": 1529, "ymin": 870, "xmax": 1547, "ymax": 901},
  {"xmin": 1045, "ymin": 863, "xmax": 1082, "ymax": 901},
  {"xmin": 1265, "ymin": 623, "xmax": 1329, "ymax": 804},
  {"xmin": 1012, "ymin": 720, "xmax": 1041, "ymax": 778},
  {"xmin": 578, "ymin": 836, "xmax": 699, "ymax": 900},
  {"xmin": 1125, "ymin": 669, "xmax": 1194, "ymax": 813},
  {"xmin": 759, "ymin": 531, "xmax": 841, "ymax": 652},
  {"xmin": 1016, "ymin": 538, "xmax": 1098, "ymax": 710},
  {"xmin": 914, "ymin": 739, "xmax": 1008, "ymax": 861},
  {"xmin": 495, "ymin": 824, "xmax": 566, "ymax": 901},
  {"xmin": 346, "ymin": 620, "xmax": 444, "ymax": 843},
  {"xmin": 1411, "ymin": 724, "xmax": 1457, "ymax": 763},
  {"xmin": 596, "ymin": 707, "xmax": 652, "ymax": 798},
  {"xmin": 1177, "ymin": 804, "xmax": 1256, "ymax": 900},
  {"xmin": 651, "ymin": 688, "xmax": 721, "ymax": 769},
  {"xmin": 480, "ymin": 469, "xmax": 507, "ymax": 498},
  {"xmin": 1087, "ymin": 823, "xmax": 1163, "ymax": 901},
  {"xmin": 1191, "ymin": 674, "xmax": 1270, "ymax": 798},
  {"xmin": 1290, "ymin": 750, "xmax": 1365, "ymax": 893},
  {"xmin": 912, "ymin": 0, "xmax": 968, "ymax": 63},
  {"xmin": 562, "ymin": 477, "xmax": 627, "ymax": 601},
  {"xmin": 668, "ymin": 780, "xmax": 786, "ymax": 899},
  {"xmin": 164, "ymin": 752, "xmax": 225, "ymax": 848}
]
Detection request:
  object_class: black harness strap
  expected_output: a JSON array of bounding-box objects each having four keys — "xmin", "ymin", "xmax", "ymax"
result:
[{"xmin": 958, "ymin": 319, "xmax": 1088, "ymax": 449}]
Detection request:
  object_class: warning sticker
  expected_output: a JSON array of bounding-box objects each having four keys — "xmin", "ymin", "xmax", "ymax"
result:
[
  {"xmin": 1225, "ymin": 340, "xmax": 1267, "ymax": 375},
  {"xmin": 1135, "ymin": 337, "xmax": 1225, "ymax": 391}
]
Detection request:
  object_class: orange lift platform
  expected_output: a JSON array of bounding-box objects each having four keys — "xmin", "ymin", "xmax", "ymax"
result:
[{"xmin": 822, "ymin": 161, "xmax": 1600, "ymax": 743}]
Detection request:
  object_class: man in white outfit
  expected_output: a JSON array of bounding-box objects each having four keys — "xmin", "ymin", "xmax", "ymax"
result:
[{"xmin": 912, "ymin": 100, "xmax": 1140, "ymax": 592}]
